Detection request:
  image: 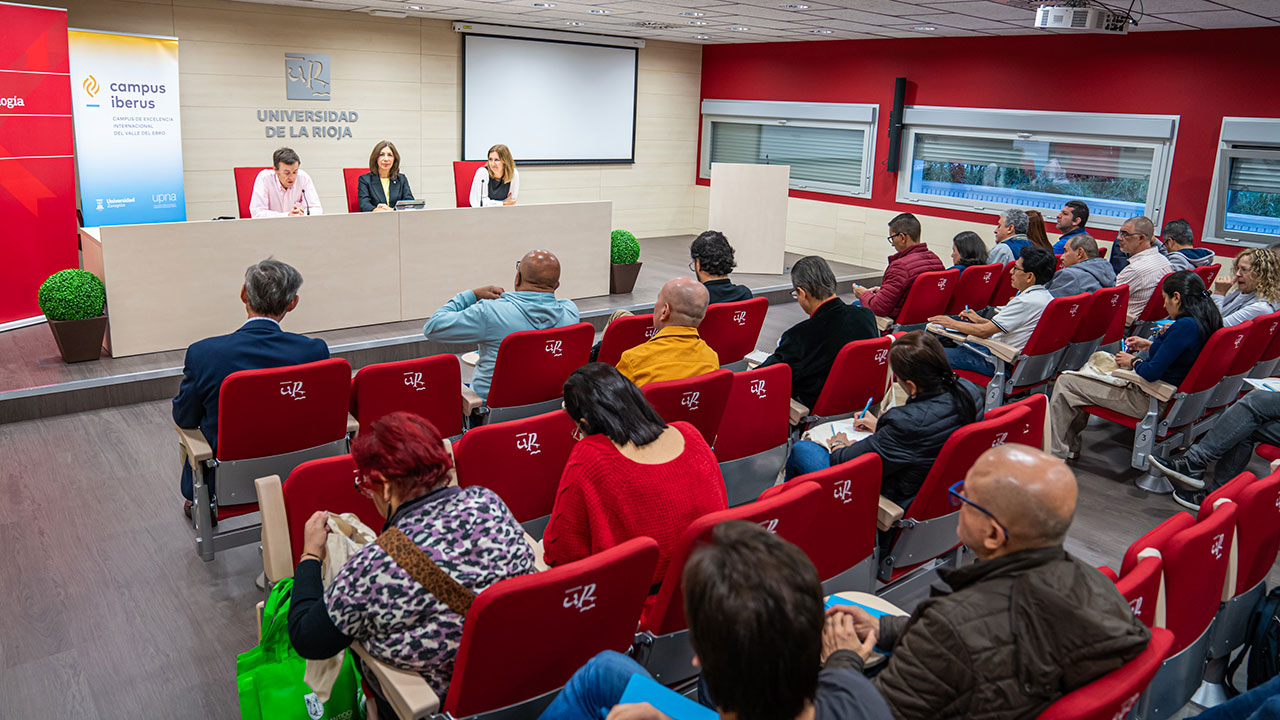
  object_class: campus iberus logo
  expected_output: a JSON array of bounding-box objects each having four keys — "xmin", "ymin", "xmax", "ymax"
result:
[{"xmin": 83, "ymin": 75, "xmax": 99, "ymax": 97}]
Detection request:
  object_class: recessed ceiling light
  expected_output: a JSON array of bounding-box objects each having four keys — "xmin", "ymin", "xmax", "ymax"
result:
[
  {"xmin": 728, "ymin": 26, "xmax": 750, "ymax": 30},
  {"xmin": 694, "ymin": 34, "xmax": 709, "ymax": 39},
  {"xmin": 810, "ymin": 28, "xmax": 832, "ymax": 33},
  {"xmin": 779, "ymin": 3, "xmax": 809, "ymax": 8},
  {"xmin": 407, "ymin": 4, "xmax": 423, "ymax": 8},
  {"xmin": 913, "ymin": 25, "xmax": 936, "ymax": 30},
  {"xmin": 565, "ymin": 20, "xmax": 584, "ymax": 25},
  {"xmin": 586, "ymin": 8, "xmax": 609, "ymax": 14},
  {"xmin": 678, "ymin": 11, "xmax": 705, "ymax": 16},
  {"xmin": 530, "ymin": 2, "xmax": 555, "ymax": 6},
  {"xmin": 687, "ymin": 20, "xmax": 708, "ymax": 25}
]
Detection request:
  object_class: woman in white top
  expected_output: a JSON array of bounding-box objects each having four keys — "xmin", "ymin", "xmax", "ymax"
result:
[{"xmin": 469, "ymin": 143, "xmax": 520, "ymax": 207}]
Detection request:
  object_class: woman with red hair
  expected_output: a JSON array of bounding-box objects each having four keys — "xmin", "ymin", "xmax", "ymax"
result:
[{"xmin": 287, "ymin": 411, "xmax": 536, "ymax": 708}]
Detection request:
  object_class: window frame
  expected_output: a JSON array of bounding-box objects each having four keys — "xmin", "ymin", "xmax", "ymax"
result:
[
  {"xmin": 1204, "ymin": 118, "xmax": 1280, "ymax": 248},
  {"xmin": 698, "ymin": 99, "xmax": 877, "ymax": 199},
  {"xmin": 893, "ymin": 106, "xmax": 1179, "ymax": 231}
]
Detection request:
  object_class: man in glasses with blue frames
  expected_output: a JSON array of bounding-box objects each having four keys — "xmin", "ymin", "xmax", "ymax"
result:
[{"xmin": 824, "ymin": 445, "xmax": 1149, "ymax": 720}]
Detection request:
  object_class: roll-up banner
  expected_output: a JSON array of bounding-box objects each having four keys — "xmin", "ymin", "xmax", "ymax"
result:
[
  {"xmin": 0, "ymin": 2, "xmax": 77, "ymax": 326},
  {"xmin": 68, "ymin": 29, "xmax": 185, "ymax": 226}
]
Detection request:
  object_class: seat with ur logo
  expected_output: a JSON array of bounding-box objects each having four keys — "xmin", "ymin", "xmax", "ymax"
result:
[
  {"xmin": 633, "ymin": 482, "xmax": 823, "ymax": 686},
  {"xmin": 946, "ymin": 263, "xmax": 1005, "ymax": 315},
  {"xmin": 175, "ymin": 358, "xmax": 353, "ymax": 561},
  {"xmin": 714, "ymin": 364, "xmax": 793, "ymax": 506},
  {"xmin": 791, "ymin": 335, "xmax": 894, "ymax": 432},
  {"xmin": 482, "ymin": 322, "xmax": 593, "ymax": 425},
  {"xmin": 596, "ymin": 313, "xmax": 656, "ymax": 366},
  {"xmin": 699, "ymin": 297, "xmax": 768, "ymax": 370},
  {"xmin": 453, "ymin": 409, "xmax": 578, "ymax": 538},
  {"xmin": 988, "ymin": 261, "xmax": 1019, "ymax": 308},
  {"xmin": 1098, "ymin": 553, "xmax": 1166, "ymax": 630},
  {"xmin": 1204, "ymin": 316, "xmax": 1275, "ymax": 413},
  {"xmin": 1035, "ymin": 628, "xmax": 1174, "ymax": 720},
  {"xmin": 350, "ymin": 355, "xmax": 468, "ymax": 441},
  {"xmin": 1058, "ymin": 285, "xmax": 1129, "ymax": 373},
  {"xmin": 641, "ymin": 368, "xmax": 733, "ymax": 447},
  {"xmin": 884, "ymin": 269, "xmax": 960, "ymax": 333}
]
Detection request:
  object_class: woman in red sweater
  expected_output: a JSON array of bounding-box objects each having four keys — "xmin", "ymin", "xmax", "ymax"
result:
[{"xmin": 542, "ymin": 363, "xmax": 727, "ymax": 586}]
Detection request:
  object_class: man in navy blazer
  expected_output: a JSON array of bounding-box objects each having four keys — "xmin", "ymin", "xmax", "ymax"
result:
[{"xmin": 172, "ymin": 258, "xmax": 329, "ymax": 515}]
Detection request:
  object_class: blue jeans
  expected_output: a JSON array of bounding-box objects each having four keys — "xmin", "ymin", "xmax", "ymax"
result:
[
  {"xmin": 945, "ymin": 345, "xmax": 996, "ymax": 375},
  {"xmin": 785, "ymin": 439, "xmax": 832, "ymax": 480},
  {"xmin": 539, "ymin": 651, "xmax": 651, "ymax": 720},
  {"xmin": 1187, "ymin": 390, "xmax": 1280, "ymax": 491},
  {"xmin": 1193, "ymin": 674, "xmax": 1280, "ymax": 720}
]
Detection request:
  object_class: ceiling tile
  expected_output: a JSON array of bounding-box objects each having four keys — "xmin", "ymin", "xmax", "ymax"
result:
[
  {"xmin": 1134, "ymin": 0, "xmax": 1232, "ymax": 10},
  {"xmin": 894, "ymin": 12, "xmax": 1012, "ymax": 29},
  {"xmin": 917, "ymin": 1, "xmax": 1033, "ymax": 20},
  {"xmin": 1206, "ymin": 0, "xmax": 1280, "ymax": 15},
  {"xmin": 1154, "ymin": 9, "xmax": 1279, "ymax": 27}
]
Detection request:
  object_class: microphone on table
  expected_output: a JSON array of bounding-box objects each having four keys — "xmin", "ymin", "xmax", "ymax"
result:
[{"xmin": 300, "ymin": 188, "xmax": 310, "ymax": 215}]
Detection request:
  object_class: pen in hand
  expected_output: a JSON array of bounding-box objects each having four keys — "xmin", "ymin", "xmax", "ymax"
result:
[{"xmin": 860, "ymin": 396, "xmax": 873, "ymax": 420}]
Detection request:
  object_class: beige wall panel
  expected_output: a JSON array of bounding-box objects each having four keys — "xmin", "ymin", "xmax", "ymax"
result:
[
  {"xmin": 181, "ymin": 74, "xmax": 421, "ymax": 111},
  {"xmin": 181, "ymin": 141, "xmax": 418, "ymax": 173},
  {"xmin": 598, "ymin": 163, "xmax": 696, "ymax": 188},
  {"xmin": 518, "ymin": 187, "xmax": 602, "ymax": 205},
  {"xmin": 421, "ymin": 82, "xmax": 460, "ymax": 113},
  {"xmin": 181, "ymin": 108, "xmax": 420, "ymax": 141},
  {"xmin": 58, "ymin": 0, "xmax": 177, "ymax": 36},
  {"xmin": 518, "ymin": 167, "xmax": 604, "ymax": 190},
  {"xmin": 636, "ymin": 42, "xmax": 701, "ymax": 73},
  {"xmin": 599, "ymin": 185, "xmax": 695, "ymax": 211},
  {"xmin": 613, "ymin": 206, "xmax": 695, "ymax": 235},
  {"xmin": 421, "ymin": 22, "xmax": 461, "ymax": 55},
  {"xmin": 171, "ymin": 6, "xmax": 420, "ymax": 51},
  {"xmin": 636, "ymin": 69, "xmax": 701, "ymax": 98},
  {"xmin": 787, "ymin": 197, "xmax": 840, "ymax": 227},
  {"xmin": 421, "ymin": 111, "xmax": 459, "ymax": 140},
  {"xmin": 179, "ymin": 41, "xmax": 421, "ymax": 83},
  {"xmin": 637, "ymin": 92, "xmax": 699, "ymax": 120},
  {"xmin": 637, "ymin": 115, "xmax": 699, "ymax": 141},
  {"xmin": 419, "ymin": 53, "xmax": 459, "ymax": 84},
  {"xmin": 399, "ymin": 202, "xmax": 612, "ymax": 320},
  {"xmin": 788, "ymin": 222, "xmax": 836, "ymax": 252},
  {"xmin": 635, "ymin": 139, "xmax": 698, "ymax": 164}
]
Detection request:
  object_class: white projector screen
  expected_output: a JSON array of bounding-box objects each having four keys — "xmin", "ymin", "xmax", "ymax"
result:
[{"xmin": 462, "ymin": 34, "xmax": 637, "ymax": 164}]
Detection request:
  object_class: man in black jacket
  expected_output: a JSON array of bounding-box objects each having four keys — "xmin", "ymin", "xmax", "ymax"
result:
[
  {"xmin": 690, "ymin": 230, "xmax": 754, "ymax": 305},
  {"xmin": 762, "ymin": 255, "xmax": 878, "ymax": 409}
]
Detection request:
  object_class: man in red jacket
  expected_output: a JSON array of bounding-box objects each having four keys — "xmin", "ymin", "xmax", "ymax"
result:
[{"xmin": 853, "ymin": 212, "xmax": 944, "ymax": 320}]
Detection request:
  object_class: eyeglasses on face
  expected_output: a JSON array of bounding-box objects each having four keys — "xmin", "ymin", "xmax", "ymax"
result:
[
  {"xmin": 886, "ymin": 232, "xmax": 904, "ymax": 245},
  {"xmin": 948, "ymin": 480, "xmax": 1009, "ymax": 541},
  {"xmin": 688, "ymin": 260, "xmax": 696, "ymax": 273},
  {"xmin": 1116, "ymin": 230, "xmax": 1145, "ymax": 240}
]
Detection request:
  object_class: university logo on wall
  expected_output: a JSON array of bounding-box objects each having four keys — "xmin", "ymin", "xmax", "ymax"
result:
[{"xmin": 285, "ymin": 53, "xmax": 330, "ymax": 100}]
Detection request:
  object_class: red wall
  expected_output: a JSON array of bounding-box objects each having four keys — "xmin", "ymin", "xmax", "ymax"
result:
[{"xmin": 699, "ymin": 27, "xmax": 1280, "ymax": 252}]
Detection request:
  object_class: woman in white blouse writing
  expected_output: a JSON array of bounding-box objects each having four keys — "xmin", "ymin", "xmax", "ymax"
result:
[{"xmin": 469, "ymin": 143, "xmax": 520, "ymax": 207}]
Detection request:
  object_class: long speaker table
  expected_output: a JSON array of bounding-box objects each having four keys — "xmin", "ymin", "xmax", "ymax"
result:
[{"xmin": 80, "ymin": 201, "xmax": 612, "ymax": 357}]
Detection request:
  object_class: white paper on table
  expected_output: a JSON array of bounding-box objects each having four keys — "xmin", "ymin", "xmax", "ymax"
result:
[
  {"xmin": 1244, "ymin": 378, "xmax": 1280, "ymax": 392},
  {"xmin": 802, "ymin": 419, "xmax": 872, "ymax": 447}
]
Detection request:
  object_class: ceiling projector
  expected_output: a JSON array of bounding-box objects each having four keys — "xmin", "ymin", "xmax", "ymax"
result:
[{"xmin": 1035, "ymin": 4, "xmax": 1132, "ymax": 33}]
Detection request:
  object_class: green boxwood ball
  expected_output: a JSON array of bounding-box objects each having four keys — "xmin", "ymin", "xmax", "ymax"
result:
[
  {"xmin": 610, "ymin": 229, "xmax": 640, "ymax": 265},
  {"xmin": 38, "ymin": 269, "xmax": 106, "ymax": 321}
]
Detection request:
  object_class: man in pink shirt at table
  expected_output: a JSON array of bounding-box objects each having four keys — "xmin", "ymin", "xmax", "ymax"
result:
[{"xmin": 249, "ymin": 147, "xmax": 324, "ymax": 218}]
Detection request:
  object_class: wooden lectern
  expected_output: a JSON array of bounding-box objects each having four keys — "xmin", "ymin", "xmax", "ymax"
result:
[{"xmin": 707, "ymin": 162, "xmax": 790, "ymax": 275}]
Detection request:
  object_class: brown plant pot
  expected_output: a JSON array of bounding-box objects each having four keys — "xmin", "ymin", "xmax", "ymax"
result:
[
  {"xmin": 48, "ymin": 315, "xmax": 108, "ymax": 363},
  {"xmin": 609, "ymin": 262, "xmax": 642, "ymax": 294}
]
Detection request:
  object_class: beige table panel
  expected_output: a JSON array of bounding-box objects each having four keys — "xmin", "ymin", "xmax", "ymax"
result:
[
  {"xmin": 93, "ymin": 212, "xmax": 401, "ymax": 356},
  {"xmin": 398, "ymin": 201, "xmax": 612, "ymax": 321}
]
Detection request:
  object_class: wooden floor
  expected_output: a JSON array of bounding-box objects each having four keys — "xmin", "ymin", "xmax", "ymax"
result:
[{"xmin": 1, "ymin": 295, "xmax": 1275, "ymax": 718}]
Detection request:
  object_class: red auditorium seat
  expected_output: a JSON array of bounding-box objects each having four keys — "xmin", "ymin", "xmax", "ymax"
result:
[
  {"xmin": 946, "ymin": 263, "xmax": 1005, "ymax": 314},
  {"xmin": 343, "ymin": 167, "xmax": 365, "ymax": 213},
  {"xmin": 350, "ymin": 355, "xmax": 466, "ymax": 439},
  {"xmin": 1204, "ymin": 317, "xmax": 1273, "ymax": 412},
  {"xmin": 1119, "ymin": 506, "xmax": 1237, "ymax": 720},
  {"xmin": 635, "ymin": 482, "xmax": 824, "ymax": 685},
  {"xmin": 1193, "ymin": 264, "xmax": 1221, "ymax": 291},
  {"xmin": 985, "ymin": 393, "xmax": 1049, "ymax": 452},
  {"xmin": 452, "ymin": 409, "xmax": 578, "ymax": 538},
  {"xmin": 1083, "ymin": 323, "xmax": 1250, "ymax": 493},
  {"xmin": 988, "ymin": 261, "xmax": 1018, "ymax": 308},
  {"xmin": 641, "ymin": 368, "xmax": 732, "ymax": 447},
  {"xmin": 453, "ymin": 160, "xmax": 485, "ymax": 208},
  {"xmin": 1099, "ymin": 554, "xmax": 1165, "ymax": 628},
  {"xmin": 761, "ymin": 453, "xmax": 881, "ymax": 594},
  {"xmin": 1035, "ymin": 628, "xmax": 1174, "ymax": 720},
  {"xmin": 483, "ymin": 322, "xmax": 593, "ymax": 425},
  {"xmin": 714, "ymin": 363, "xmax": 793, "ymax": 506},
  {"xmin": 699, "ymin": 296, "xmax": 768, "ymax": 369},
  {"xmin": 177, "ymin": 358, "xmax": 352, "ymax": 561},
  {"xmin": 1248, "ymin": 311, "xmax": 1280, "ymax": 379},
  {"xmin": 887, "ymin": 268, "xmax": 961, "ymax": 331},
  {"xmin": 1058, "ymin": 285, "xmax": 1129, "ymax": 373},
  {"xmin": 596, "ymin": 313, "xmax": 656, "ymax": 366},
  {"xmin": 793, "ymin": 335, "xmax": 894, "ymax": 430},
  {"xmin": 233, "ymin": 166, "xmax": 269, "ymax": 219},
  {"xmin": 1130, "ymin": 272, "xmax": 1174, "ymax": 335}
]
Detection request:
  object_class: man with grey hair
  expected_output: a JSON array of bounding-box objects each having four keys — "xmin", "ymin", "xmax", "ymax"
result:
[
  {"xmin": 1045, "ymin": 233, "xmax": 1115, "ymax": 297},
  {"xmin": 1114, "ymin": 215, "xmax": 1173, "ymax": 318},
  {"xmin": 617, "ymin": 276, "xmax": 719, "ymax": 386},
  {"xmin": 1162, "ymin": 218, "xmax": 1216, "ymax": 272},
  {"xmin": 761, "ymin": 255, "xmax": 877, "ymax": 408},
  {"xmin": 172, "ymin": 258, "xmax": 329, "ymax": 516},
  {"xmin": 824, "ymin": 444, "xmax": 1149, "ymax": 720},
  {"xmin": 987, "ymin": 208, "xmax": 1031, "ymax": 265}
]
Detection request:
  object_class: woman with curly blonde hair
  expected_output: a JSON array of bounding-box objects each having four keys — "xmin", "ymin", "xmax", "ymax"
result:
[{"xmin": 1214, "ymin": 247, "xmax": 1280, "ymax": 326}]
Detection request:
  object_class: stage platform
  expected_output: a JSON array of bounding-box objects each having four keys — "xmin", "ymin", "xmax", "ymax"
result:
[{"xmin": 0, "ymin": 235, "xmax": 879, "ymax": 423}]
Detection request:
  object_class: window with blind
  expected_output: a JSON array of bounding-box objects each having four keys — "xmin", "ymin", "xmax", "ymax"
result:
[
  {"xmin": 699, "ymin": 100, "xmax": 877, "ymax": 198},
  {"xmin": 894, "ymin": 108, "xmax": 1177, "ymax": 230},
  {"xmin": 1216, "ymin": 150, "xmax": 1280, "ymax": 243}
]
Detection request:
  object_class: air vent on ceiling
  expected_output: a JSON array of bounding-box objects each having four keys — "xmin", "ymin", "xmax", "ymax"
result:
[{"xmin": 629, "ymin": 21, "xmax": 680, "ymax": 30}]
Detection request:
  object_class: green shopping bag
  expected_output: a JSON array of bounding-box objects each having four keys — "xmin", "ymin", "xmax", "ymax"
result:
[{"xmin": 237, "ymin": 578, "xmax": 366, "ymax": 720}]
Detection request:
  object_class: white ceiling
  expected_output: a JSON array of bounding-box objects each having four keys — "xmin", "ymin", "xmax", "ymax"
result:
[{"xmin": 243, "ymin": 0, "xmax": 1280, "ymax": 43}]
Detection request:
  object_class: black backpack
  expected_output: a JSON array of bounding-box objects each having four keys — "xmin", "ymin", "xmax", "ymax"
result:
[{"xmin": 1226, "ymin": 586, "xmax": 1280, "ymax": 696}]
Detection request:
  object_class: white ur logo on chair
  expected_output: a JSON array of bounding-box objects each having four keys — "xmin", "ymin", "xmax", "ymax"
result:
[
  {"xmin": 1128, "ymin": 597, "xmax": 1143, "ymax": 617},
  {"xmin": 1113, "ymin": 693, "xmax": 1141, "ymax": 720},
  {"xmin": 544, "ymin": 340, "xmax": 563, "ymax": 357},
  {"xmin": 279, "ymin": 381, "xmax": 306, "ymax": 400},
  {"xmin": 644, "ymin": 327, "xmax": 657, "ymax": 339},
  {"xmin": 991, "ymin": 432, "xmax": 1008, "ymax": 447},
  {"xmin": 760, "ymin": 518, "xmax": 779, "ymax": 534},
  {"xmin": 1069, "ymin": 304, "xmax": 1079, "ymax": 317},
  {"xmin": 874, "ymin": 349, "xmax": 888, "ymax": 365},
  {"xmin": 681, "ymin": 391, "xmax": 700, "ymax": 411},
  {"xmin": 564, "ymin": 583, "xmax": 597, "ymax": 612},
  {"xmin": 515, "ymin": 432, "xmax": 541, "ymax": 455},
  {"xmin": 733, "ymin": 310, "xmax": 747, "ymax": 325},
  {"xmin": 1210, "ymin": 533, "xmax": 1225, "ymax": 559},
  {"xmin": 834, "ymin": 479, "xmax": 853, "ymax": 504},
  {"xmin": 749, "ymin": 379, "xmax": 767, "ymax": 398},
  {"xmin": 983, "ymin": 271, "xmax": 993, "ymax": 282},
  {"xmin": 403, "ymin": 371, "xmax": 425, "ymax": 391},
  {"xmin": 937, "ymin": 278, "xmax": 948, "ymax": 290}
]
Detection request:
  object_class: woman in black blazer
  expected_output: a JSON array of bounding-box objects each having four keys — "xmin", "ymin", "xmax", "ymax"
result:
[{"xmin": 357, "ymin": 140, "xmax": 414, "ymax": 212}]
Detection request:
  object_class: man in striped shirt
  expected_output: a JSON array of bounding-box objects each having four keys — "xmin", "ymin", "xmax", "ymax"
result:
[{"xmin": 1114, "ymin": 216, "xmax": 1172, "ymax": 320}]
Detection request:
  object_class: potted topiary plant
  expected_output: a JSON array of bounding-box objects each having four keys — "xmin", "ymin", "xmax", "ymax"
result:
[
  {"xmin": 609, "ymin": 229, "xmax": 642, "ymax": 294},
  {"xmin": 38, "ymin": 269, "xmax": 108, "ymax": 363}
]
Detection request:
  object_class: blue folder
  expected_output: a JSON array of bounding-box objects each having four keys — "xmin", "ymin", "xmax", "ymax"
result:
[
  {"xmin": 618, "ymin": 674, "xmax": 717, "ymax": 720},
  {"xmin": 823, "ymin": 595, "xmax": 889, "ymax": 617}
]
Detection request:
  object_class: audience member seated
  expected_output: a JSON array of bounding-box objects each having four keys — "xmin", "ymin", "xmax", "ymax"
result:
[
  {"xmin": 617, "ymin": 277, "xmax": 719, "ymax": 386},
  {"xmin": 1213, "ymin": 247, "xmax": 1280, "ymax": 326},
  {"xmin": 1162, "ymin": 218, "xmax": 1215, "ymax": 272},
  {"xmin": 1025, "ymin": 210, "xmax": 1055, "ymax": 251},
  {"xmin": 825, "ymin": 445, "xmax": 1149, "ymax": 719},
  {"xmin": 1049, "ymin": 271, "xmax": 1222, "ymax": 459},
  {"xmin": 538, "ymin": 521, "xmax": 893, "ymax": 720},
  {"xmin": 785, "ymin": 332, "xmax": 982, "ymax": 508},
  {"xmin": 1152, "ymin": 389, "xmax": 1280, "ymax": 510},
  {"xmin": 949, "ymin": 231, "xmax": 988, "ymax": 271},
  {"xmin": 422, "ymin": 249, "xmax": 579, "ymax": 400},
  {"xmin": 287, "ymin": 412, "xmax": 537, "ymax": 716},
  {"xmin": 932, "ymin": 246, "xmax": 1056, "ymax": 375},
  {"xmin": 760, "ymin": 256, "xmax": 877, "ymax": 409},
  {"xmin": 987, "ymin": 208, "xmax": 1032, "ymax": 265},
  {"xmin": 1051, "ymin": 199, "xmax": 1091, "ymax": 254},
  {"xmin": 1045, "ymin": 233, "xmax": 1114, "ymax": 297},
  {"xmin": 172, "ymin": 258, "xmax": 329, "ymax": 515},
  {"xmin": 542, "ymin": 364, "xmax": 727, "ymax": 588},
  {"xmin": 1114, "ymin": 216, "xmax": 1174, "ymax": 319},
  {"xmin": 690, "ymin": 230, "xmax": 753, "ymax": 304},
  {"xmin": 854, "ymin": 213, "xmax": 944, "ymax": 320}
]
